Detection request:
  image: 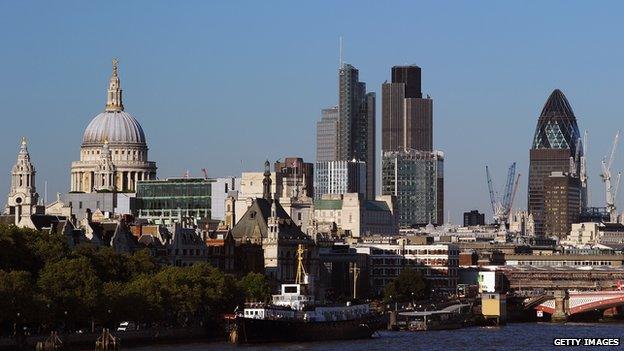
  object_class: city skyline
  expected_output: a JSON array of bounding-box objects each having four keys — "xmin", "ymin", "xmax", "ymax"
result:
[{"xmin": 2, "ymin": 1, "xmax": 624, "ymax": 223}]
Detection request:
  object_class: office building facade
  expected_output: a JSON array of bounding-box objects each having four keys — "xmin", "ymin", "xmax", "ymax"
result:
[
  {"xmin": 316, "ymin": 107, "xmax": 339, "ymax": 162},
  {"xmin": 135, "ymin": 178, "xmax": 214, "ymax": 224},
  {"xmin": 381, "ymin": 149, "xmax": 444, "ymax": 227},
  {"xmin": 354, "ymin": 238, "xmax": 459, "ymax": 294},
  {"xmin": 543, "ymin": 172, "xmax": 581, "ymax": 239},
  {"xmin": 314, "ymin": 160, "xmax": 366, "ymax": 200},
  {"xmin": 382, "ymin": 65, "xmax": 433, "ymax": 152}
]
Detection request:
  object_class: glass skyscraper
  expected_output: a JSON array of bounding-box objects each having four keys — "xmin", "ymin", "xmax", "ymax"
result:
[
  {"xmin": 381, "ymin": 150, "xmax": 444, "ymax": 227},
  {"xmin": 315, "ymin": 63, "xmax": 375, "ymax": 199},
  {"xmin": 381, "ymin": 65, "xmax": 443, "ymax": 227},
  {"xmin": 528, "ymin": 89, "xmax": 582, "ymax": 237}
]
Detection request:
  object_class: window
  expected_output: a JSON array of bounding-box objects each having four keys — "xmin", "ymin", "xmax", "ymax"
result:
[
  {"xmin": 298, "ymin": 213, "xmax": 302, "ymax": 221},
  {"xmin": 79, "ymin": 201, "xmax": 83, "ymax": 209},
  {"xmin": 284, "ymin": 286, "xmax": 298, "ymax": 293}
]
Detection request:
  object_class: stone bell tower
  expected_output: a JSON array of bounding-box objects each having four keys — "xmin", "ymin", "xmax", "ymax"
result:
[
  {"xmin": 5, "ymin": 137, "xmax": 40, "ymax": 226},
  {"xmin": 94, "ymin": 139, "xmax": 116, "ymax": 192}
]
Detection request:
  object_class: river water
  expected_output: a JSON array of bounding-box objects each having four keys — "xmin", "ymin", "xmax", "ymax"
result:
[{"xmin": 130, "ymin": 323, "xmax": 624, "ymax": 351}]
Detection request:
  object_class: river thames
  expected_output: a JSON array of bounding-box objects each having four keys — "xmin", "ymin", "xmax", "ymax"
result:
[{"xmin": 130, "ymin": 323, "xmax": 623, "ymax": 351}]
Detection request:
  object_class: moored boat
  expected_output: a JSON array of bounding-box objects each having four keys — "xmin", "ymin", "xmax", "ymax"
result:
[{"xmin": 227, "ymin": 245, "xmax": 382, "ymax": 344}]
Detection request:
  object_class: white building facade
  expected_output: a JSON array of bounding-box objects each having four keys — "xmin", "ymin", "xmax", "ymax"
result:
[
  {"xmin": 354, "ymin": 238, "xmax": 459, "ymax": 294},
  {"xmin": 314, "ymin": 160, "xmax": 366, "ymax": 200},
  {"xmin": 211, "ymin": 177, "xmax": 241, "ymax": 221}
]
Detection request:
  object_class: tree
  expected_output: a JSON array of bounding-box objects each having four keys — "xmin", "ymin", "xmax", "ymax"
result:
[
  {"xmin": 100, "ymin": 281, "xmax": 159, "ymax": 327},
  {"xmin": 238, "ymin": 272, "xmax": 272, "ymax": 303},
  {"xmin": 383, "ymin": 268, "xmax": 429, "ymax": 303},
  {"xmin": 0, "ymin": 270, "xmax": 38, "ymax": 328},
  {"xmin": 134, "ymin": 263, "xmax": 242, "ymax": 326},
  {"xmin": 37, "ymin": 257, "xmax": 102, "ymax": 329},
  {"xmin": 126, "ymin": 249, "xmax": 158, "ymax": 278},
  {"xmin": 73, "ymin": 245, "xmax": 130, "ymax": 283},
  {"xmin": 0, "ymin": 225, "xmax": 69, "ymax": 276}
]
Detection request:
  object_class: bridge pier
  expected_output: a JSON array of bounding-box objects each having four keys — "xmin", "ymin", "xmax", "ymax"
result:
[{"xmin": 551, "ymin": 290, "xmax": 569, "ymax": 323}]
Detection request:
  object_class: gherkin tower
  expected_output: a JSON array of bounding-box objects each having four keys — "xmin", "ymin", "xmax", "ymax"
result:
[{"xmin": 528, "ymin": 89, "xmax": 583, "ymax": 237}]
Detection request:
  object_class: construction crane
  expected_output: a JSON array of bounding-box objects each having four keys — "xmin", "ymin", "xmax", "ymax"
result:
[
  {"xmin": 201, "ymin": 168, "xmax": 209, "ymax": 180},
  {"xmin": 486, "ymin": 162, "xmax": 519, "ymax": 229},
  {"xmin": 601, "ymin": 131, "xmax": 621, "ymax": 223}
]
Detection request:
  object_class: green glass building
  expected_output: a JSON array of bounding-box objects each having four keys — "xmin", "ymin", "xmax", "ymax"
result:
[
  {"xmin": 381, "ymin": 149, "xmax": 444, "ymax": 227},
  {"xmin": 135, "ymin": 178, "xmax": 214, "ymax": 224}
]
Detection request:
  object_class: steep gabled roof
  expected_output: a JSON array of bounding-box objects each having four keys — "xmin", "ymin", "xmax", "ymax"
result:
[{"xmin": 232, "ymin": 198, "xmax": 309, "ymax": 241}]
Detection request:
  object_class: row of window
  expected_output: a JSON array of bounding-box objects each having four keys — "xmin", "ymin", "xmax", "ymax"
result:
[{"xmin": 517, "ymin": 260, "xmax": 614, "ymax": 266}]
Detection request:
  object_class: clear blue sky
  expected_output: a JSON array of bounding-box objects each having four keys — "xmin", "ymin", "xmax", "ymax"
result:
[{"xmin": 1, "ymin": 0, "xmax": 623, "ymax": 223}]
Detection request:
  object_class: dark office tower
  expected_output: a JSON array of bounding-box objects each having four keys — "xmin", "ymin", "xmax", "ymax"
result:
[
  {"xmin": 335, "ymin": 63, "xmax": 376, "ymax": 199},
  {"xmin": 392, "ymin": 65, "xmax": 422, "ymax": 98},
  {"xmin": 316, "ymin": 106, "xmax": 339, "ymax": 162},
  {"xmin": 382, "ymin": 65, "xmax": 432, "ymax": 152},
  {"xmin": 363, "ymin": 92, "xmax": 376, "ymax": 199},
  {"xmin": 543, "ymin": 172, "xmax": 581, "ymax": 239},
  {"xmin": 382, "ymin": 65, "xmax": 442, "ymax": 228},
  {"xmin": 463, "ymin": 210, "xmax": 485, "ymax": 227},
  {"xmin": 528, "ymin": 89, "xmax": 582, "ymax": 237}
]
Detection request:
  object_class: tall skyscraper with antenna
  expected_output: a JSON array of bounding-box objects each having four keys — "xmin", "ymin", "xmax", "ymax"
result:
[{"xmin": 315, "ymin": 40, "xmax": 376, "ymax": 199}]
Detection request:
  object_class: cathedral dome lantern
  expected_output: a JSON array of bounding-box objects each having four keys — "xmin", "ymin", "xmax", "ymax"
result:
[
  {"xmin": 71, "ymin": 59, "xmax": 157, "ymax": 193},
  {"xmin": 81, "ymin": 59, "xmax": 146, "ymax": 148}
]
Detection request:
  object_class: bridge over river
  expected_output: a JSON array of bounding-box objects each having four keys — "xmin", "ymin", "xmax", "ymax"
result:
[{"xmin": 534, "ymin": 291, "xmax": 624, "ymax": 320}]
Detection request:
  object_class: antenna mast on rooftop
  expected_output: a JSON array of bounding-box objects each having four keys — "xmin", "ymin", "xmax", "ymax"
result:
[{"xmin": 339, "ymin": 36, "xmax": 343, "ymax": 69}]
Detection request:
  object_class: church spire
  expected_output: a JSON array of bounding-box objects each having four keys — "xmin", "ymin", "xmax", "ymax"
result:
[
  {"xmin": 105, "ymin": 58, "xmax": 124, "ymax": 112},
  {"xmin": 5, "ymin": 137, "xmax": 39, "ymax": 222},
  {"xmin": 19, "ymin": 136, "xmax": 29, "ymax": 156},
  {"xmin": 263, "ymin": 160, "xmax": 272, "ymax": 200}
]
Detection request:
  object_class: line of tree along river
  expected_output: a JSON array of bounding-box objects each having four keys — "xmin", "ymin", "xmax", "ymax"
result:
[{"xmin": 0, "ymin": 225, "xmax": 273, "ymax": 337}]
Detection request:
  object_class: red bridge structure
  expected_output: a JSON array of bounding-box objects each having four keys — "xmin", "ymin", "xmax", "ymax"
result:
[{"xmin": 535, "ymin": 290, "xmax": 624, "ymax": 321}]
